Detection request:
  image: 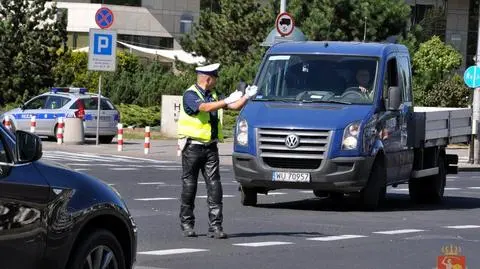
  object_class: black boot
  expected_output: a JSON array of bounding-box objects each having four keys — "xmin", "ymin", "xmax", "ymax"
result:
[
  {"xmin": 181, "ymin": 225, "xmax": 197, "ymax": 237},
  {"xmin": 207, "ymin": 226, "xmax": 227, "ymax": 239}
]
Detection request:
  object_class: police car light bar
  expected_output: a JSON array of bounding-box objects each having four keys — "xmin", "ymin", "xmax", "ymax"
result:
[{"xmin": 51, "ymin": 87, "xmax": 87, "ymax": 94}]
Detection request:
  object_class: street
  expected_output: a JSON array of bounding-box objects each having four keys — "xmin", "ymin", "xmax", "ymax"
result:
[{"xmin": 41, "ymin": 148, "xmax": 480, "ymax": 269}]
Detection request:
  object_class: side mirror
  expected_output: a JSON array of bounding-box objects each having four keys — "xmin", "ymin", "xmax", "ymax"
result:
[
  {"xmin": 387, "ymin": 86, "xmax": 401, "ymax": 111},
  {"xmin": 15, "ymin": 130, "xmax": 42, "ymax": 164}
]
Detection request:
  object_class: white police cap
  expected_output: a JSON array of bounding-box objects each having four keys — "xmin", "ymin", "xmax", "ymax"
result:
[{"xmin": 195, "ymin": 63, "xmax": 220, "ymax": 77}]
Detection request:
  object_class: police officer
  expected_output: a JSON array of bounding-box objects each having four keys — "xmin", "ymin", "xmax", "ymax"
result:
[{"xmin": 177, "ymin": 63, "xmax": 257, "ymax": 239}]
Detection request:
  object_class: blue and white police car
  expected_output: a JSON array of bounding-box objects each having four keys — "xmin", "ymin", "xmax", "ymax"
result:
[{"xmin": 0, "ymin": 87, "xmax": 120, "ymax": 143}]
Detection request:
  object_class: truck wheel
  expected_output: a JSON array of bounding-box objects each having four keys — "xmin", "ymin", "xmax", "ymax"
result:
[
  {"xmin": 409, "ymin": 155, "xmax": 446, "ymax": 204},
  {"xmin": 240, "ymin": 186, "xmax": 257, "ymax": 206},
  {"xmin": 360, "ymin": 158, "xmax": 386, "ymax": 211}
]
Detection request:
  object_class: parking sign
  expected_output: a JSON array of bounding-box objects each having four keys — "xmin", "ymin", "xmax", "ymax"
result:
[{"xmin": 88, "ymin": 28, "xmax": 117, "ymax": 72}]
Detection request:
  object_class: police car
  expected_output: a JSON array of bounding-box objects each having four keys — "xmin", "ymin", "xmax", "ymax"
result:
[{"xmin": 1, "ymin": 87, "xmax": 120, "ymax": 143}]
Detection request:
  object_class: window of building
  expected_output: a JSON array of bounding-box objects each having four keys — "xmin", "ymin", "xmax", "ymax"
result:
[
  {"xmin": 180, "ymin": 14, "xmax": 194, "ymax": 34},
  {"xmin": 90, "ymin": 0, "xmax": 141, "ymax": 6},
  {"xmin": 118, "ymin": 34, "xmax": 174, "ymax": 49}
]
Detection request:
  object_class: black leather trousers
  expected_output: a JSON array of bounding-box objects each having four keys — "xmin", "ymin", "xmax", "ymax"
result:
[{"xmin": 180, "ymin": 142, "xmax": 223, "ymax": 230}]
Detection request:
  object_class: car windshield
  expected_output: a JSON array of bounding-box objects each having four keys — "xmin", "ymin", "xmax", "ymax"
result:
[{"xmin": 254, "ymin": 54, "xmax": 379, "ymax": 105}]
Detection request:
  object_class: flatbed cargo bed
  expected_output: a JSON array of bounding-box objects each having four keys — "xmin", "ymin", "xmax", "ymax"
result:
[{"xmin": 409, "ymin": 107, "xmax": 472, "ymax": 148}]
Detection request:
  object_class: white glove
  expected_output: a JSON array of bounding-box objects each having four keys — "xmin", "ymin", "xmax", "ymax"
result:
[
  {"xmin": 224, "ymin": 90, "xmax": 243, "ymax": 104},
  {"xmin": 245, "ymin": 85, "xmax": 258, "ymax": 99}
]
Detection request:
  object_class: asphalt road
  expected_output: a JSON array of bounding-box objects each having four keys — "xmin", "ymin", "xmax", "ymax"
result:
[{"xmin": 41, "ymin": 150, "xmax": 480, "ymax": 269}]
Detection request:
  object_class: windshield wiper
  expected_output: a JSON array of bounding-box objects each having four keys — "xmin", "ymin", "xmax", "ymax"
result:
[{"xmin": 300, "ymin": 100, "xmax": 352, "ymax": 105}]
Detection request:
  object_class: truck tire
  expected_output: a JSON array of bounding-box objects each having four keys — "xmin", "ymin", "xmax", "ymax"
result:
[
  {"xmin": 240, "ymin": 186, "xmax": 257, "ymax": 206},
  {"xmin": 360, "ymin": 157, "xmax": 387, "ymax": 211},
  {"xmin": 409, "ymin": 154, "xmax": 446, "ymax": 204}
]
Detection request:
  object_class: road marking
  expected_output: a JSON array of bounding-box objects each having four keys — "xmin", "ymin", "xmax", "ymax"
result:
[
  {"xmin": 138, "ymin": 248, "xmax": 208, "ymax": 256},
  {"xmin": 156, "ymin": 168, "xmax": 180, "ymax": 171},
  {"xmin": 138, "ymin": 182, "xmax": 165, "ymax": 185},
  {"xmin": 134, "ymin": 197, "xmax": 177, "ymax": 201},
  {"xmin": 390, "ymin": 188, "xmax": 409, "ymax": 191},
  {"xmin": 67, "ymin": 163, "xmax": 91, "ymax": 166},
  {"xmin": 445, "ymin": 188, "xmax": 461, "ymax": 190},
  {"xmin": 153, "ymin": 165, "xmax": 182, "ymax": 168},
  {"xmin": 110, "ymin": 168, "xmax": 139, "ymax": 171},
  {"xmin": 443, "ymin": 225, "xmax": 480, "ymax": 229},
  {"xmin": 197, "ymin": 195, "xmax": 236, "ymax": 198},
  {"xmin": 74, "ymin": 168, "xmax": 91, "ymax": 171},
  {"xmin": 232, "ymin": 241, "xmax": 294, "ymax": 247},
  {"xmin": 306, "ymin": 235, "xmax": 367, "ymax": 241},
  {"xmin": 373, "ymin": 229, "xmax": 425, "ymax": 235},
  {"xmin": 467, "ymin": 187, "xmax": 480, "ymax": 190},
  {"xmin": 447, "ymin": 176, "xmax": 458, "ymax": 179},
  {"xmin": 262, "ymin": 192, "xmax": 287, "ymax": 195},
  {"xmin": 299, "ymin": 191, "xmax": 312, "ymax": 193}
]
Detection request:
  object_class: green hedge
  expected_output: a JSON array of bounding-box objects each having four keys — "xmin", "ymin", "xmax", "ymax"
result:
[{"xmin": 117, "ymin": 104, "xmax": 161, "ymax": 128}]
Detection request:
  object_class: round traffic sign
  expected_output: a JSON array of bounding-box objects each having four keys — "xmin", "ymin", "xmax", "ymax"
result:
[
  {"xmin": 463, "ymin": 65, "xmax": 480, "ymax": 88},
  {"xmin": 275, "ymin": 12, "xmax": 295, "ymax": 37},
  {"xmin": 95, "ymin": 7, "xmax": 114, "ymax": 29}
]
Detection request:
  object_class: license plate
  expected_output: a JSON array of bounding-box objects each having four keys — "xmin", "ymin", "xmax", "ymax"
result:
[{"xmin": 272, "ymin": 172, "xmax": 310, "ymax": 183}]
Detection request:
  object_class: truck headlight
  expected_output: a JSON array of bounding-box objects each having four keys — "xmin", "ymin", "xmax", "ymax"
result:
[
  {"xmin": 236, "ymin": 119, "xmax": 248, "ymax": 146},
  {"xmin": 342, "ymin": 121, "xmax": 360, "ymax": 150}
]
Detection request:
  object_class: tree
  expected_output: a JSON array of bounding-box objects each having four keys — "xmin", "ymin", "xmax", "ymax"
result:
[
  {"xmin": 288, "ymin": 0, "xmax": 411, "ymax": 42},
  {"xmin": 181, "ymin": 0, "xmax": 274, "ymax": 66},
  {"xmin": 0, "ymin": 0, "xmax": 68, "ymax": 105}
]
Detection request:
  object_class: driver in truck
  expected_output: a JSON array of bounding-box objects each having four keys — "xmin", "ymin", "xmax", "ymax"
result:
[{"xmin": 356, "ymin": 68, "xmax": 374, "ymax": 99}]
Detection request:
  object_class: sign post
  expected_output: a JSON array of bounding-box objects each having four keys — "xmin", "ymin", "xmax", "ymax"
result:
[
  {"xmin": 464, "ymin": 65, "xmax": 480, "ymax": 163},
  {"xmin": 88, "ymin": 7, "xmax": 116, "ymax": 146}
]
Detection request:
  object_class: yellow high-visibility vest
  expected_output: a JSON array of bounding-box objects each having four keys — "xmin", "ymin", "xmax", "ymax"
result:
[{"xmin": 177, "ymin": 85, "xmax": 224, "ymax": 143}]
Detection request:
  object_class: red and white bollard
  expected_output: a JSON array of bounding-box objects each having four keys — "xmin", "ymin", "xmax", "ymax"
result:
[
  {"xmin": 56, "ymin": 117, "xmax": 64, "ymax": 145},
  {"xmin": 30, "ymin": 115, "xmax": 36, "ymax": 133},
  {"xmin": 144, "ymin": 126, "xmax": 150, "ymax": 154},
  {"xmin": 117, "ymin": 123, "xmax": 123, "ymax": 152},
  {"xmin": 3, "ymin": 115, "xmax": 11, "ymax": 131}
]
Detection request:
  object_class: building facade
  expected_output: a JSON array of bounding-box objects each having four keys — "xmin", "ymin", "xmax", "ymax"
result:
[{"xmin": 55, "ymin": 0, "xmax": 200, "ymax": 50}]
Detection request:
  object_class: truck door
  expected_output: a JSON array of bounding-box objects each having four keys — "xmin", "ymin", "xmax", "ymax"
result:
[
  {"xmin": 381, "ymin": 56, "xmax": 403, "ymax": 183},
  {"xmin": 397, "ymin": 55, "xmax": 414, "ymax": 180}
]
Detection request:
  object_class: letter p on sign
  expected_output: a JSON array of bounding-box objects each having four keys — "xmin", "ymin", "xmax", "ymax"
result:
[{"xmin": 94, "ymin": 34, "xmax": 113, "ymax": 55}]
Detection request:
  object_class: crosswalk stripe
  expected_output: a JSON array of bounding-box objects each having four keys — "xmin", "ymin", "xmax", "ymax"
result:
[
  {"xmin": 443, "ymin": 225, "xmax": 480, "ymax": 229},
  {"xmin": 306, "ymin": 235, "xmax": 367, "ymax": 241},
  {"xmin": 138, "ymin": 182, "xmax": 166, "ymax": 185},
  {"xmin": 467, "ymin": 187, "xmax": 480, "ymax": 190},
  {"xmin": 110, "ymin": 168, "xmax": 139, "ymax": 171},
  {"xmin": 232, "ymin": 241, "xmax": 294, "ymax": 247},
  {"xmin": 373, "ymin": 229, "xmax": 425, "ymax": 235},
  {"xmin": 138, "ymin": 248, "xmax": 208, "ymax": 256},
  {"xmin": 134, "ymin": 197, "xmax": 177, "ymax": 201}
]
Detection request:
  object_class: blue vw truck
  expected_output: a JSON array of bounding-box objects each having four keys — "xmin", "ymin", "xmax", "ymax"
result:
[{"xmin": 232, "ymin": 41, "xmax": 471, "ymax": 210}]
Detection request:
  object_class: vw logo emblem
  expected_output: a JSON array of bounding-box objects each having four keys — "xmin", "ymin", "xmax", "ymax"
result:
[{"xmin": 285, "ymin": 134, "xmax": 300, "ymax": 149}]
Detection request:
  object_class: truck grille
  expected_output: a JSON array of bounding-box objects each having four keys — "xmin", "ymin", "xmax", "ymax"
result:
[{"xmin": 257, "ymin": 128, "xmax": 331, "ymax": 170}]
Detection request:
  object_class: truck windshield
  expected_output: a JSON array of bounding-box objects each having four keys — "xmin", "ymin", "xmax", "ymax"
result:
[{"xmin": 254, "ymin": 54, "xmax": 378, "ymax": 105}]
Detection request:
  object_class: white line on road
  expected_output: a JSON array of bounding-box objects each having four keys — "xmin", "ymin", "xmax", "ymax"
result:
[
  {"xmin": 156, "ymin": 168, "xmax": 180, "ymax": 171},
  {"xmin": 197, "ymin": 195, "xmax": 236, "ymax": 198},
  {"xmin": 110, "ymin": 168, "xmax": 139, "ymax": 171},
  {"xmin": 299, "ymin": 190, "xmax": 313, "ymax": 193},
  {"xmin": 373, "ymin": 229, "xmax": 425, "ymax": 235},
  {"xmin": 138, "ymin": 248, "xmax": 209, "ymax": 256},
  {"xmin": 232, "ymin": 241, "xmax": 294, "ymax": 247},
  {"xmin": 467, "ymin": 187, "xmax": 480, "ymax": 190},
  {"xmin": 74, "ymin": 168, "xmax": 91, "ymax": 171},
  {"xmin": 389, "ymin": 188, "xmax": 409, "ymax": 191},
  {"xmin": 138, "ymin": 182, "xmax": 166, "ymax": 185},
  {"xmin": 261, "ymin": 192, "xmax": 287, "ymax": 195},
  {"xmin": 306, "ymin": 235, "xmax": 367, "ymax": 241},
  {"xmin": 134, "ymin": 197, "xmax": 177, "ymax": 201},
  {"xmin": 443, "ymin": 225, "xmax": 480, "ymax": 229},
  {"xmin": 445, "ymin": 188, "xmax": 462, "ymax": 190}
]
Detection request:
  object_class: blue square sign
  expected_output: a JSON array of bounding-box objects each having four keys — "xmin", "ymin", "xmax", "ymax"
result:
[
  {"xmin": 88, "ymin": 28, "xmax": 117, "ymax": 72},
  {"xmin": 93, "ymin": 33, "xmax": 113, "ymax": 55}
]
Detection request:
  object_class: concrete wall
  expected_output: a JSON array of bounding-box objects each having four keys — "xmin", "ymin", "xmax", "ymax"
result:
[{"xmin": 161, "ymin": 95, "xmax": 182, "ymax": 138}]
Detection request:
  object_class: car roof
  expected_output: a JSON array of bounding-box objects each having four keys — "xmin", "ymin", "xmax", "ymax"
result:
[{"xmin": 267, "ymin": 41, "xmax": 409, "ymax": 58}]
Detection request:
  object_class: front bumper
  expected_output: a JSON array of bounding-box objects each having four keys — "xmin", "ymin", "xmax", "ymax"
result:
[{"xmin": 232, "ymin": 152, "xmax": 375, "ymax": 192}]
